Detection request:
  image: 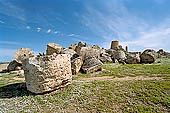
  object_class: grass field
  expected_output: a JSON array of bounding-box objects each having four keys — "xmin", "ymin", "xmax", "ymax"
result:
[{"xmin": 0, "ymin": 58, "xmax": 170, "ymax": 113}]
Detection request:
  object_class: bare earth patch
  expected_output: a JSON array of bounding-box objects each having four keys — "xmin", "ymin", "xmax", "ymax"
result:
[
  {"xmin": 12, "ymin": 77, "xmax": 25, "ymax": 81},
  {"xmin": 78, "ymin": 76, "xmax": 163, "ymax": 81},
  {"xmin": 0, "ymin": 64, "xmax": 8, "ymax": 72}
]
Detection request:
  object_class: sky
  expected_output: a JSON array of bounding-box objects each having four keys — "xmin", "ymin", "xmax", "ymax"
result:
[{"xmin": 1, "ymin": 0, "xmax": 170, "ymax": 62}]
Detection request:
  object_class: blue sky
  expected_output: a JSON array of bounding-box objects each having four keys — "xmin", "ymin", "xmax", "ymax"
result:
[{"xmin": 1, "ymin": 0, "xmax": 170, "ymax": 62}]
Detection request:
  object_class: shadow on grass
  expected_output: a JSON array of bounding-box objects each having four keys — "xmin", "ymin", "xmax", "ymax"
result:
[{"xmin": 0, "ymin": 82, "xmax": 33, "ymax": 98}]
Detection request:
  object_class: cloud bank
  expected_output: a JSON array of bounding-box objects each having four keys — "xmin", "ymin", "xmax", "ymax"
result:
[{"xmin": 80, "ymin": 0, "xmax": 170, "ymax": 51}]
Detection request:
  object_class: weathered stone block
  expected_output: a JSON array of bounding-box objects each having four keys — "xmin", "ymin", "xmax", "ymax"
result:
[
  {"xmin": 82, "ymin": 58, "xmax": 103, "ymax": 74},
  {"xmin": 14, "ymin": 48, "xmax": 34, "ymax": 63},
  {"xmin": 60, "ymin": 48, "xmax": 76, "ymax": 59},
  {"xmin": 46, "ymin": 43, "xmax": 63, "ymax": 55},
  {"xmin": 125, "ymin": 53, "xmax": 140, "ymax": 64},
  {"xmin": 79, "ymin": 47, "xmax": 101, "ymax": 60},
  {"xmin": 140, "ymin": 49, "xmax": 158, "ymax": 64},
  {"xmin": 22, "ymin": 54, "xmax": 72, "ymax": 94},
  {"xmin": 71, "ymin": 57, "xmax": 83, "ymax": 75},
  {"xmin": 7, "ymin": 60, "xmax": 22, "ymax": 71}
]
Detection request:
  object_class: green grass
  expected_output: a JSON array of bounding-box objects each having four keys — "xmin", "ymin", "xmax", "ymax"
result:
[
  {"xmin": 0, "ymin": 58, "xmax": 169, "ymax": 112},
  {"xmin": 77, "ymin": 58, "xmax": 170, "ymax": 78}
]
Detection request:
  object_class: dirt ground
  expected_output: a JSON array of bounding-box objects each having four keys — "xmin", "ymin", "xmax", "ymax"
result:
[
  {"xmin": 0, "ymin": 64, "xmax": 8, "ymax": 72},
  {"xmin": 78, "ymin": 76, "xmax": 163, "ymax": 81}
]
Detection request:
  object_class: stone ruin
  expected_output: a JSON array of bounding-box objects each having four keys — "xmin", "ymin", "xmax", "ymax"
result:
[
  {"xmin": 6, "ymin": 40, "xmax": 170, "ymax": 93},
  {"xmin": 22, "ymin": 54, "xmax": 72, "ymax": 94}
]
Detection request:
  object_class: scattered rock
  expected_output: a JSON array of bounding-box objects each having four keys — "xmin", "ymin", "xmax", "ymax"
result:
[
  {"xmin": 82, "ymin": 58, "xmax": 103, "ymax": 74},
  {"xmin": 75, "ymin": 42, "xmax": 88, "ymax": 54},
  {"xmin": 125, "ymin": 53, "xmax": 140, "ymax": 64},
  {"xmin": 157, "ymin": 49, "xmax": 170, "ymax": 58},
  {"xmin": 22, "ymin": 54, "xmax": 72, "ymax": 94},
  {"xmin": 78, "ymin": 41, "xmax": 84, "ymax": 47},
  {"xmin": 46, "ymin": 43, "xmax": 63, "ymax": 55},
  {"xmin": 14, "ymin": 48, "xmax": 34, "ymax": 63},
  {"xmin": 91, "ymin": 45, "xmax": 100, "ymax": 49},
  {"xmin": 69, "ymin": 44, "xmax": 77, "ymax": 50},
  {"xmin": 61, "ymin": 48, "xmax": 76, "ymax": 59},
  {"xmin": 7, "ymin": 60, "xmax": 22, "ymax": 72},
  {"xmin": 99, "ymin": 53, "xmax": 113, "ymax": 63},
  {"xmin": 71, "ymin": 57, "xmax": 83, "ymax": 75},
  {"xmin": 106, "ymin": 49, "xmax": 126, "ymax": 62},
  {"xmin": 84, "ymin": 43, "xmax": 88, "ymax": 47},
  {"xmin": 140, "ymin": 49, "xmax": 158, "ymax": 64},
  {"xmin": 114, "ymin": 50, "xmax": 126, "ymax": 61},
  {"xmin": 79, "ymin": 47, "xmax": 101, "ymax": 60}
]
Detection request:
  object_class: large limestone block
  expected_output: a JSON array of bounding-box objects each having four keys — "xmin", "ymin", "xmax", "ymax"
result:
[
  {"xmin": 79, "ymin": 47, "xmax": 101, "ymax": 60},
  {"xmin": 82, "ymin": 58, "xmax": 103, "ymax": 74},
  {"xmin": 46, "ymin": 43, "xmax": 63, "ymax": 55},
  {"xmin": 71, "ymin": 57, "xmax": 83, "ymax": 75},
  {"xmin": 106, "ymin": 49, "xmax": 126, "ymax": 60},
  {"xmin": 140, "ymin": 49, "xmax": 158, "ymax": 64},
  {"xmin": 22, "ymin": 54, "xmax": 72, "ymax": 94},
  {"xmin": 60, "ymin": 48, "xmax": 76, "ymax": 59},
  {"xmin": 14, "ymin": 48, "xmax": 34, "ymax": 63},
  {"xmin": 125, "ymin": 53, "xmax": 140, "ymax": 64},
  {"xmin": 99, "ymin": 53, "xmax": 113, "ymax": 63},
  {"xmin": 7, "ymin": 60, "xmax": 22, "ymax": 71}
]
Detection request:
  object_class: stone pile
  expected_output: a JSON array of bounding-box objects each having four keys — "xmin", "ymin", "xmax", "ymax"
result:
[
  {"xmin": 157, "ymin": 49, "xmax": 170, "ymax": 58},
  {"xmin": 7, "ymin": 40, "xmax": 169, "ymax": 94}
]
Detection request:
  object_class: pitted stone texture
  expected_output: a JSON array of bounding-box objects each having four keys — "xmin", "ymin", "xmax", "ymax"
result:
[
  {"xmin": 82, "ymin": 58, "xmax": 103, "ymax": 74},
  {"xmin": 46, "ymin": 43, "xmax": 63, "ymax": 55},
  {"xmin": 14, "ymin": 48, "xmax": 34, "ymax": 63},
  {"xmin": 140, "ymin": 49, "xmax": 158, "ymax": 64},
  {"xmin": 79, "ymin": 47, "xmax": 101, "ymax": 60},
  {"xmin": 125, "ymin": 53, "xmax": 140, "ymax": 64},
  {"xmin": 7, "ymin": 60, "xmax": 22, "ymax": 71},
  {"xmin": 22, "ymin": 54, "xmax": 72, "ymax": 94},
  {"xmin": 71, "ymin": 57, "xmax": 83, "ymax": 75}
]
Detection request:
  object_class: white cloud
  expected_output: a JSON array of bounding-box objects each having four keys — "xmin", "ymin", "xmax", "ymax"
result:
[
  {"xmin": 0, "ymin": 1, "xmax": 25, "ymax": 21},
  {"xmin": 68, "ymin": 33, "xmax": 80, "ymax": 37},
  {"xmin": 47, "ymin": 29, "xmax": 51, "ymax": 33},
  {"xmin": 120, "ymin": 27, "xmax": 170, "ymax": 51},
  {"xmin": 0, "ymin": 20, "xmax": 5, "ymax": 24},
  {"xmin": 54, "ymin": 31, "xmax": 58, "ymax": 34},
  {"xmin": 0, "ymin": 41, "xmax": 22, "ymax": 45},
  {"xmin": 37, "ymin": 28, "xmax": 41, "ymax": 32},
  {"xmin": 80, "ymin": 0, "xmax": 170, "ymax": 51},
  {"xmin": 26, "ymin": 26, "xmax": 31, "ymax": 29}
]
